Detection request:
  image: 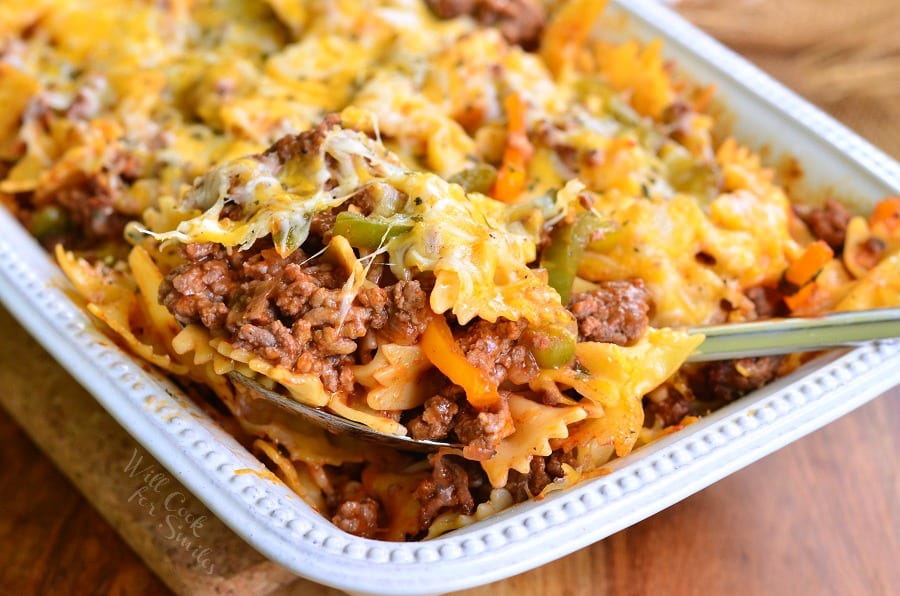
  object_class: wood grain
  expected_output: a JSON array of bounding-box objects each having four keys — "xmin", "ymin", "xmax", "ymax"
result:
[
  {"xmin": 1, "ymin": 1, "xmax": 899, "ymax": 594},
  {"xmin": 0, "ymin": 409, "xmax": 169, "ymax": 595}
]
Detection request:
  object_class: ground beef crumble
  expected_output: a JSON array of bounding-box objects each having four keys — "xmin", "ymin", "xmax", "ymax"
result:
[
  {"xmin": 688, "ymin": 356, "xmax": 785, "ymax": 403},
  {"xmin": 407, "ymin": 384, "xmax": 514, "ymax": 460},
  {"xmin": 263, "ymin": 113, "xmax": 340, "ymax": 164},
  {"xmin": 568, "ymin": 279, "xmax": 651, "ymax": 345},
  {"xmin": 455, "ymin": 318, "xmax": 539, "ymax": 386},
  {"xmin": 796, "ymin": 199, "xmax": 852, "ymax": 252},
  {"xmin": 407, "ymin": 393, "xmax": 459, "ymax": 441},
  {"xmin": 743, "ymin": 284, "xmax": 786, "ymax": 320},
  {"xmin": 453, "ymin": 398, "xmax": 514, "ymax": 460},
  {"xmin": 425, "ymin": 0, "xmax": 545, "ymax": 49},
  {"xmin": 331, "ymin": 498, "xmax": 381, "ymax": 539},
  {"xmin": 504, "ymin": 450, "xmax": 576, "ymax": 502},
  {"xmin": 328, "ymin": 479, "xmax": 382, "ymax": 539},
  {"xmin": 159, "ymin": 241, "xmax": 430, "ymax": 393},
  {"xmin": 383, "ymin": 281, "xmax": 432, "ymax": 345},
  {"xmin": 414, "ymin": 455, "xmax": 477, "ymax": 528},
  {"xmin": 643, "ymin": 387, "xmax": 691, "ymax": 428}
]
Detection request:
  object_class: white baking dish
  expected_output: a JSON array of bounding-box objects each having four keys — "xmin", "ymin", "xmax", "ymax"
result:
[{"xmin": 1, "ymin": 1, "xmax": 898, "ymax": 594}]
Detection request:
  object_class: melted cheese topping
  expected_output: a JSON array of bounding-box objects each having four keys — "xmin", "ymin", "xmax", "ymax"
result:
[
  {"xmin": 1, "ymin": 0, "xmax": 811, "ymax": 327},
  {"xmin": 149, "ymin": 125, "xmax": 568, "ymax": 325}
]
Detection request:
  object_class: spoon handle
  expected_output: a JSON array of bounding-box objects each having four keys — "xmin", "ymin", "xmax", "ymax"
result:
[{"xmin": 685, "ymin": 307, "xmax": 900, "ymax": 362}]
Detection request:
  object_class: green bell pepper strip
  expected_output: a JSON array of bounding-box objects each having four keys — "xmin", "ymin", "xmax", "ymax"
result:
[
  {"xmin": 332, "ymin": 211, "xmax": 413, "ymax": 249},
  {"xmin": 29, "ymin": 205, "xmax": 72, "ymax": 241},
  {"xmin": 448, "ymin": 163, "xmax": 498, "ymax": 195},
  {"xmin": 540, "ymin": 211, "xmax": 603, "ymax": 304},
  {"xmin": 525, "ymin": 326, "xmax": 577, "ymax": 369}
]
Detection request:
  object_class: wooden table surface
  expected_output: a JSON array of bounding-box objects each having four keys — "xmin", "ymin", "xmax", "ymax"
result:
[{"xmin": 1, "ymin": 2, "xmax": 899, "ymax": 595}]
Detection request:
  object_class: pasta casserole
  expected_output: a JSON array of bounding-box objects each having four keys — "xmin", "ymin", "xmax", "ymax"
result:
[{"xmin": 1, "ymin": 0, "xmax": 898, "ymax": 540}]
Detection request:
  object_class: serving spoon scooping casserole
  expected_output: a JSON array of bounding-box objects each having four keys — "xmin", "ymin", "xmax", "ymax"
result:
[{"xmin": 230, "ymin": 307, "xmax": 900, "ymax": 451}]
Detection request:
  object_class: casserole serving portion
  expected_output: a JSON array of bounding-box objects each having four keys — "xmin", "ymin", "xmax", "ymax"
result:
[{"xmin": 0, "ymin": 0, "xmax": 898, "ymax": 593}]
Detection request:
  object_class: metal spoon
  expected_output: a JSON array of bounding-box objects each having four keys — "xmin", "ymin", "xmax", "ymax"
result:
[
  {"xmin": 230, "ymin": 307, "xmax": 900, "ymax": 451},
  {"xmin": 684, "ymin": 307, "xmax": 900, "ymax": 362},
  {"xmin": 229, "ymin": 371, "xmax": 455, "ymax": 452}
]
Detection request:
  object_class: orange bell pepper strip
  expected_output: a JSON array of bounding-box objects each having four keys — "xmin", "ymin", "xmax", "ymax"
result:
[
  {"xmin": 780, "ymin": 240, "xmax": 834, "ymax": 312},
  {"xmin": 490, "ymin": 92, "xmax": 533, "ymax": 204},
  {"xmin": 783, "ymin": 281, "xmax": 817, "ymax": 312},
  {"xmin": 420, "ymin": 314, "xmax": 502, "ymax": 409},
  {"xmin": 784, "ymin": 240, "xmax": 834, "ymax": 288}
]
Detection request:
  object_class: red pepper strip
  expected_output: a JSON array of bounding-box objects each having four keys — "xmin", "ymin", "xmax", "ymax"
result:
[{"xmin": 420, "ymin": 315, "xmax": 501, "ymax": 409}]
